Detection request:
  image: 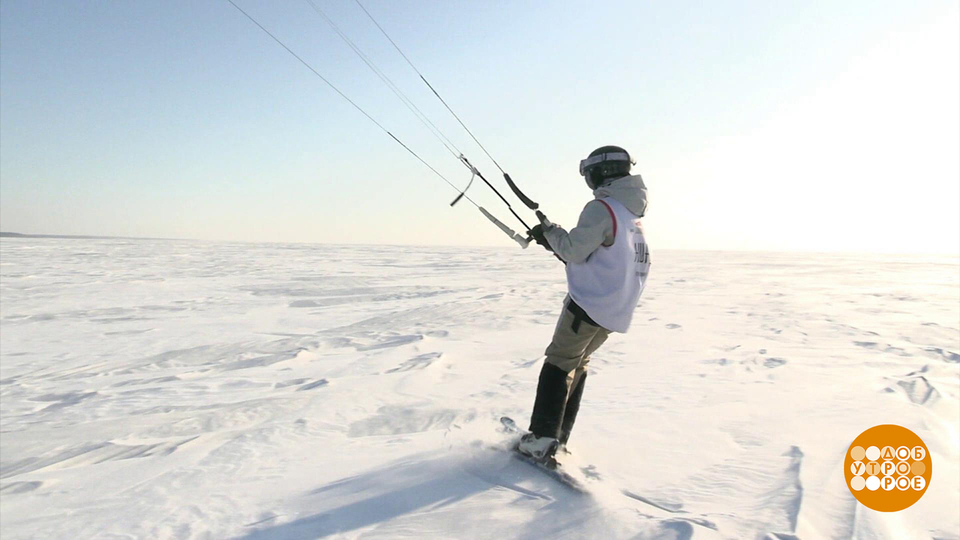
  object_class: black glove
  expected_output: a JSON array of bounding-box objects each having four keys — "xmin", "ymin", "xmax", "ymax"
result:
[{"xmin": 529, "ymin": 225, "xmax": 553, "ymax": 252}]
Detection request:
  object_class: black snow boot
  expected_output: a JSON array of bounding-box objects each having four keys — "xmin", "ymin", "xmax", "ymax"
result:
[
  {"xmin": 559, "ymin": 371, "xmax": 587, "ymax": 446},
  {"xmin": 528, "ymin": 362, "xmax": 570, "ymax": 439}
]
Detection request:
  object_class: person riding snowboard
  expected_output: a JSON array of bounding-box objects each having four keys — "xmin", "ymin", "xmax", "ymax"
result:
[{"xmin": 519, "ymin": 145, "xmax": 651, "ymax": 461}]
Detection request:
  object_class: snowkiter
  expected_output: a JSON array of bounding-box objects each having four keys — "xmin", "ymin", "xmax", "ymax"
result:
[{"xmin": 518, "ymin": 145, "xmax": 651, "ymax": 461}]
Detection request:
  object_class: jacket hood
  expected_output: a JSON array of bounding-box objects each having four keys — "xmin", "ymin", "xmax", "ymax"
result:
[{"xmin": 594, "ymin": 174, "xmax": 647, "ymax": 217}]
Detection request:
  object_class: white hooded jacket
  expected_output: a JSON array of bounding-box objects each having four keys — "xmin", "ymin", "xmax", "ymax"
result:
[
  {"xmin": 543, "ymin": 175, "xmax": 648, "ymax": 264},
  {"xmin": 543, "ymin": 174, "xmax": 650, "ymax": 332}
]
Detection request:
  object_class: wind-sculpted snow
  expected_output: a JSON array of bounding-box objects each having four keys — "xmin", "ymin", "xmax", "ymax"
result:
[{"xmin": 0, "ymin": 239, "xmax": 957, "ymax": 539}]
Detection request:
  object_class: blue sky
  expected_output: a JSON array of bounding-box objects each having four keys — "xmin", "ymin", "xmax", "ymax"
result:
[{"xmin": 2, "ymin": 1, "xmax": 958, "ymax": 253}]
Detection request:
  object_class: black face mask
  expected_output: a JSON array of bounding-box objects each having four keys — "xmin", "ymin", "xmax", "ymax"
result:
[
  {"xmin": 584, "ymin": 170, "xmax": 602, "ymax": 190},
  {"xmin": 583, "ymin": 166, "xmax": 629, "ymax": 190}
]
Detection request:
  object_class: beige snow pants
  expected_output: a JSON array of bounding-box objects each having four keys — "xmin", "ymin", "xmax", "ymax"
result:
[{"xmin": 544, "ymin": 297, "xmax": 611, "ymax": 375}]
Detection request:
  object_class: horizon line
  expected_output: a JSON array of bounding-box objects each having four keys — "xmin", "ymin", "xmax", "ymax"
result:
[{"xmin": 2, "ymin": 231, "xmax": 958, "ymax": 257}]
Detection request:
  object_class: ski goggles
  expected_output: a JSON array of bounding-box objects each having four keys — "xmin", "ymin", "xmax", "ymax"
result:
[{"xmin": 579, "ymin": 152, "xmax": 634, "ymax": 176}]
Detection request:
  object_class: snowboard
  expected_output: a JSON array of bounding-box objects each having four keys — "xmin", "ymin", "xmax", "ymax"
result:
[{"xmin": 499, "ymin": 416, "xmax": 586, "ymax": 492}]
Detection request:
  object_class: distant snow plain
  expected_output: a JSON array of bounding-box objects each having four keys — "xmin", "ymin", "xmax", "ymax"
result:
[{"xmin": 1, "ymin": 239, "xmax": 957, "ymax": 539}]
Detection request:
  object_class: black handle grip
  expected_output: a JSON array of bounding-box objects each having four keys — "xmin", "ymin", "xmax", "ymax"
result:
[{"xmin": 504, "ymin": 173, "xmax": 539, "ymax": 210}]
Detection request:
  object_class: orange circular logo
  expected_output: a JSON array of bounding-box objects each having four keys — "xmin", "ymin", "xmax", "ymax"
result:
[{"xmin": 844, "ymin": 424, "xmax": 932, "ymax": 512}]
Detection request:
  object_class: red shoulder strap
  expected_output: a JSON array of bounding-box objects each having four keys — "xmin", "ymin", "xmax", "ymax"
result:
[{"xmin": 597, "ymin": 199, "xmax": 617, "ymax": 242}]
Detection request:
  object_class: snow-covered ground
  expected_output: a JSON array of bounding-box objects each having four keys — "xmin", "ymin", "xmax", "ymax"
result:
[{"xmin": 1, "ymin": 239, "xmax": 957, "ymax": 540}]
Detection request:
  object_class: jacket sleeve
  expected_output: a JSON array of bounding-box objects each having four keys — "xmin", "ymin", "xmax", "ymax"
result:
[{"xmin": 543, "ymin": 200, "xmax": 615, "ymax": 264}]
